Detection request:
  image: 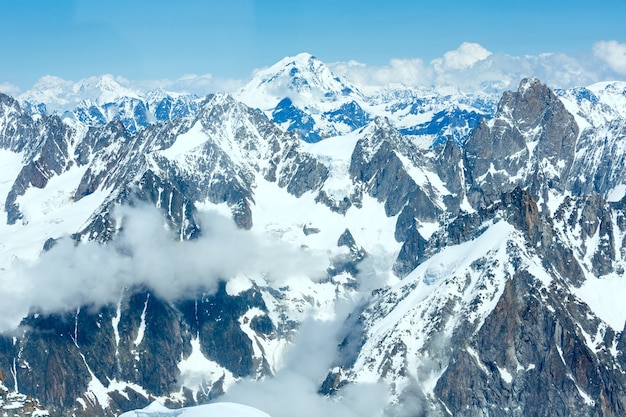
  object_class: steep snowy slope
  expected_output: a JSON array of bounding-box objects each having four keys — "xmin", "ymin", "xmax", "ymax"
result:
[
  {"xmin": 556, "ymin": 81, "xmax": 626, "ymax": 201},
  {"xmin": 324, "ymin": 188, "xmax": 626, "ymax": 416}
]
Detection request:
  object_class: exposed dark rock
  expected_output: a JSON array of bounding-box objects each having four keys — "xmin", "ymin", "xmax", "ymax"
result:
[
  {"xmin": 349, "ymin": 120, "xmax": 442, "ymax": 258},
  {"xmin": 337, "ymin": 229, "xmax": 357, "ymax": 250},
  {"xmin": 435, "ymin": 271, "xmax": 626, "ymax": 417},
  {"xmin": 302, "ymin": 224, "xmax": 321, "ymax": 235},
  {"xmin": 393, "ymin": 227, "xmax": 427, "ymax": 278},
  {"xmin": 0, "ymin": 280, "xmax": 277, "ymax": 416},
  {"xmin": 464, "ymin": 78, "xmax": 579, "ymax": 209}
]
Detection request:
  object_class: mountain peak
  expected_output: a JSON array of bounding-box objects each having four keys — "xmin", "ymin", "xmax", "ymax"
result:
[
  {"xmin": 517, "ymin": 77, "xmax": 548, "ymax": 98},
  {"xmin": 281, "ymin": 51, "xmax": 317, "ymax": 65},
  {"xmin": 236, "ymin": 52, "xmax": 359, "ymax": 111},
  {"xmin": 78, "ymin": 74, "xmax": 142, "ymax": 105}
]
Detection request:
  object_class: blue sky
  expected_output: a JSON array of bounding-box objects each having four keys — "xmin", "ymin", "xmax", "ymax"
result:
[{"xmin": 1, "ymin": 0, "xmax": 625, "ymax": 91}]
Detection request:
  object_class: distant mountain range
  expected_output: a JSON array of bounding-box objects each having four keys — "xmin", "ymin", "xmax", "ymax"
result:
[{"xmin": 1, "ymin": 54, "xmax": 626, "ymax": 417}]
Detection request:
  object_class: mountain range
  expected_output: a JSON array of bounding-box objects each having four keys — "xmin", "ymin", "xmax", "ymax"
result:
[{"xmin": 1, "ymin": 53, "xmax": 626, "ymax": 417}]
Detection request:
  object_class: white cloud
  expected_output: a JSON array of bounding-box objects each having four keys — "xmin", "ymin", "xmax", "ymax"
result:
[
  {"xmin": 224, "ymin": 306, "xmax": 389, "ymax": 417},
  {"xmin": 331, "ymin": 42, "xmax": 626, "ymax": 93},
  {"xmin": 432, "ymin": 42, "xmax": 492, "ymax": 71},
  {"xmin": 135, "ymin": 73, "xmax": 243, "ymax": 96},
  {"xmin": 0, "ymin": 205, "xmax": 328, "ymax": 332},
  {"xmin": 330, "ymin": 58, "xmax": 431, "ymax": 92},
  {"xmin": 593, "ymin": 40, "xmax": 626, "ymax": 75},
  {"xmin": 0, "ymin": 82, "xmax": 20, "ymax": 96}
]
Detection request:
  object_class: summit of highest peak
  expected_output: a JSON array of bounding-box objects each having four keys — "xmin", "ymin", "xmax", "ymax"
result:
[
  {"xmin": 260, "ymin": 52, "xmax": 320, "ymax": 72},
  {"xmin": 237, "ymin": 53, "xmax": 361, "ymax": 112},
  {"xmin": 278, "ymin": 51, "xmax": 318, "ymax": 66}
]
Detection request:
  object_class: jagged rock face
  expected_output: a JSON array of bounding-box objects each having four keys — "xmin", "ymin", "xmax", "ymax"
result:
[
  {"xmin": 326, "ymin": 190, "xmax": 626, "ymax": 416},
  {"xmin": 0, "ymin": 284, "xmax": 278, "ymax": 417},
  {"xmin": 349, "ymin": 119, "xmax": 443, "ymax": 220},
  {"xmin": 0, "ymin": 93, "xmax": 36, "ymax": 152},
  {"xmin": 464, "ymin": 78, "xmax": 579, "ymax": 209},
  {"xmin": 553, "ymin": 193, "xmax": 626, "ymax": 278},
  {"xmin": 568, "ymin": 119, "xmax": 626, "ymax": 197},
  {"xmin": 436, "ymin": 271, "xmax": 626, "ymax": 417}
]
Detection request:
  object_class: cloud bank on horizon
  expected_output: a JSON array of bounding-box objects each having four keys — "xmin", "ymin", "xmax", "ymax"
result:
[
  {"xmin": 330, "ymin": 40, "xmax": 626, "ymax": 93},
  {"xmin": 1, "ymin": 40, "xmax": 625, "ymax": 101}
]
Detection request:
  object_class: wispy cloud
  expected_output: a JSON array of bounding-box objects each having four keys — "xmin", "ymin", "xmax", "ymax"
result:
[
  {"xmin": 0, "ymin": 82, "xmax": 20, "ymax": 96},
  {"xmin": 330, "ymin": 41, "xmax": 626, "ymax": 93},
  {"xmin": 593, "ymin": 40, "xmax": 626, "ymax": 76},
  {"xmin": 134, "ymin": 73, "xmax": 244, "ymax": 96},
  {"xmin": 0, "ymin": 204, "xmax": 328, "ymax": 332},
  {"xmin": 223, "ymin": 304, "xmax": 389, "ymax": 417}
]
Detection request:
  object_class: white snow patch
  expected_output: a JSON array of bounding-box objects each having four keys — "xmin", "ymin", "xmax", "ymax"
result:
[
  {"xmin": 133, "ymin": 293, "xmax": 150, "ymax": 347},
  {"xmin": 112, "ymin": 290, "xmax": 123, "ymax": 351},
  {"xmin": 497, "ymin": 366, "xmax": 513, "ymax": 384},
  {"xmin": 466, "ymin": 346, "xmax": 488, "ymax": 374},
  {"xmin": 177, "ymin": 338, "xmax": 236, "ymax": 398},
  {"xmin": 558, "ymin": 95, "xmax": 592, "ymax": 134},
  {"xmin": 607, "ymin": 184, "xmax": 626, "ymax": 202},
  {"xmin": 251, "ymin": 174, "xmax": 400, "ymax": 260},
  {"xmin": 0, "ymin": 165, "xmax": 109, "ymax": 270},
  {"xmin": 417, "ymin": 221, "xmax": 440, "ymax": 240},
  {"xmin": 573, "ymin": 274, "xmax": 626, "ymax": 330},
  {"xmin": 302, "ymin": 129, "xmax": 361, "ymax": 201},
  {"xmin": 160, "ymin": 122, "xmax": 208, "ymax": 160},
  {"xmin": 239, "ymin": 308, "xmax": 266, "ymax": 360}
]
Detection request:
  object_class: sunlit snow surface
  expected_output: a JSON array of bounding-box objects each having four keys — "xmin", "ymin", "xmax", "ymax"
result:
[
  {"xmin": 0, "ymin": 161, "xmax": 109, "ymax": 270},
  {"xmin": 574, "ymin": 275, "xmax": 626, "ymax": 330},
  {"xmin": 119, "ymin": 401, "xmax": 271, "ymax": 417}
]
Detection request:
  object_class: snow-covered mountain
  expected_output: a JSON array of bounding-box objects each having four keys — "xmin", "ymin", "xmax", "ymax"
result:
[
  {"xmin": 236, "ymin": 53, "xmax": 497, "ymax": 145},
  {"xmin": 1, "ymin": 53, "xmax": 626, "ymax": 417},
  {"xmin": 19, "ymin": 75, "xmax": 200, "ymax": 134}
]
